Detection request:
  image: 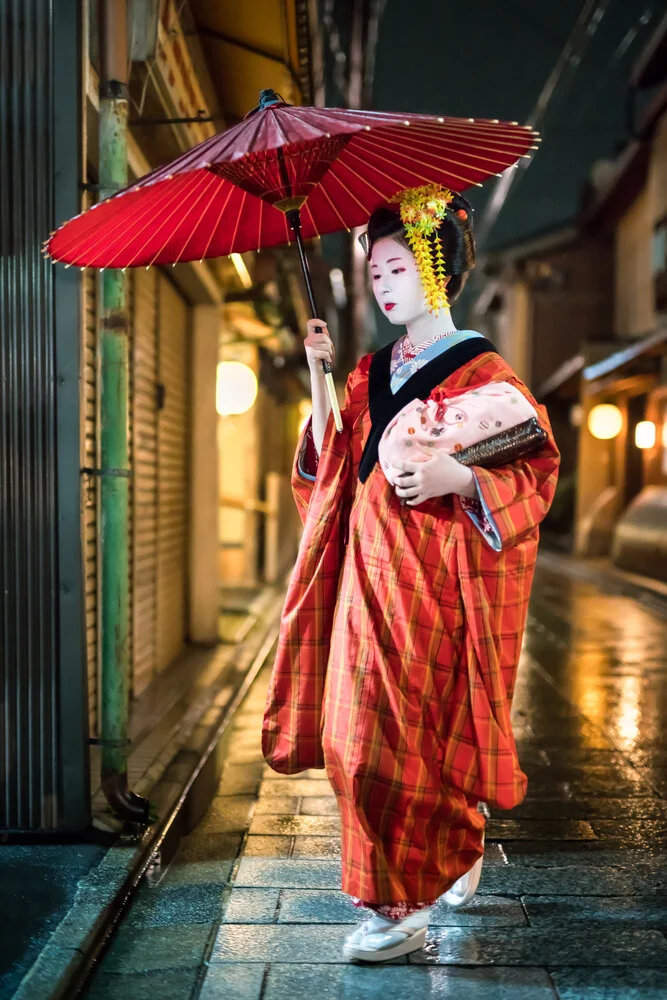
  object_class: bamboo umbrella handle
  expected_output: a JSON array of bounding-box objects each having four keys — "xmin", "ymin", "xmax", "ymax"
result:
[{"xmin": 319, "ymin": 353, "xmax": 343, "ymax": 434}]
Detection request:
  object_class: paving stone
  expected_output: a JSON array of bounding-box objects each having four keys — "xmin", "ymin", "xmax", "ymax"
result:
[
  {"xmin": 260, "ymin": 779, "xmax": 334, "ymax": 797},
  {"xmin": 299, "ymin": 797, "xmax": 339, "ymax": 816},
  {"xmin": 177, "ymin": 833, "xmax": 243, "ymax": 863},
  {"xmin": 522, "ymin": 894, "xmax": 667, "ymax": 928},
  {"xmin": 624, "ymin": 862, "xmax": 667, "ymax": 895},
  {"xmin": 234, "ymin": 858, "xmax": 341, "ymax": 889},
  {"xmin": 224, "ymin": 749, "xmax": 266, "ymax": 766},
  {"xmin": 248, "ymin": 814, "xmax": 340, "ymax": 837},
  {"xmin": 277, "ymin": 889, "xmax": 361, "ymax": 923},
  {"xmin": 125, "ymin": 883, "xmax": 226, "ymax": 928},
  {"xmin": 254, "ymin": 796, "xmax": 300, "ymax": 814},
  {"xmin": 550, "ymin": 967, "xmax": 667, "ymax": 999},
  {"xmin": 160, "ymin": 859, "xmax": 234, "ymax": 889},
  {"xmin": 243, "ymin": 836, "xmax": 293, "ymax": 858},
  {"xmin": 263, "ymin": 964, "xmax": 558, "ymax": 999},
  {"xmin": 222, "ymin": 888, "xmax": 281, "ymax": 923},
  {"xmin": 485, "ymin": 820, "xmax": 596, "ymax": 841},
  {"xmin": 101, "ymin": 924, "xmax": 213, "ymax": 973},
  {"xmin": 590, "ymin": 820, "xmax": 667, "ymax": 845},
  {"xmin": 217, "ymin": 763, "xmax": 265, "ymax": 796},
  {"xmin": 262, "ymin": 768, "xmax": 330, "ymax": 781},
  {"xmin": 497, "ymin": 797, "xmax": 667, "ymax": 820},
  {"xmin": 291, "ymin": 837, "xmax": 342, "ymax": 859},
  {"xmin": 197, "ymin": 796, "xmax": 256, "ymax": 834},
  {"xmin": 226, "ymin": 731, "xmax": 263, "ymax": 748},
  {"xmin": 210, "ymin": 923, "xmax": 364, "ymax": 963},
  {"xmin": 275, "ymin": 889, "xmax": 526, "ymax": 927},
  {"xmin": 521, "ymin": 770, "xmax": 655, "ymax": 799},
  {"xmin": 85, "ymin": 968, "xmax": 200, "ymax": 1000},
  {"xmin": 500, "ymin": 843, "xmax": 665, "ymax": 868},
  {"xmin": 199, "ymin": 964, "xmax": 266, "ymax": 1000},
  {"xmin": 429, "ymin": 895, "xmax": 528, "ymax": 927},
  {"xmin": 479, "ymin": 866, "xmax": 635, "ymax": 896},
  {"xmin": 409, "ymin": 927, "xmax": 667, "ymax": 966}
]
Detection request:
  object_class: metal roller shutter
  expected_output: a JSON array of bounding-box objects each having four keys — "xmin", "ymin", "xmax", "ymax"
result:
[
  {"xmin": 131, "ymin": 268, "xmax": 159, "ymax": 697},
  {"xmin": 156, "ymin": 273, "xmax": 190, "ymax": 672}
]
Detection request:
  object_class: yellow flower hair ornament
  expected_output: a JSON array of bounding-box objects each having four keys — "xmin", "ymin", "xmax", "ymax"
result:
[{"xmin": 389, "ymin": 183, "xmax": 456, "ymax": 314}]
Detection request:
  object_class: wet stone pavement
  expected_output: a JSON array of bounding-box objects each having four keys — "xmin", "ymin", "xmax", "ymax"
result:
[{"xmin": 83, "ymin": 560, "xmax": 667, "ymax": 1000}]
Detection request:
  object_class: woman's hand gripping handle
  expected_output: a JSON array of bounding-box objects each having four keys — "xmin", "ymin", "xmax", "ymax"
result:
[
  {"xmin": 305, "ymin": 319, "xmax": 343, "ymax": 455},
  {"xmin": 305, "ymin": 318, "xmax": 343, "ymax": 442}
]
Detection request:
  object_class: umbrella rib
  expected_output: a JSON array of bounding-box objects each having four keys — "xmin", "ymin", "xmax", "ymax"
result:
[
  {"xmin": 200, "ymin": 183, "xmax": 237, "ymax": 259},
  {"xmin": 51, "ymin": 173, "xmax": 201, "ymax": 264},
  {"xmin": 48, "ymin": 184, "xmax": 171, "ymax": 262},
  {"xmin": 390, "ymin": 125, "xmax": 536, "ymax": 159},
  {"xmin": 229, "ymin": 190, "xmax": 248, "ymax": 251},
  {"xmin": 326, "ymin": 166, "xmax": 373, "ymax": 215},
  {"xmin": 352, "ymin": 135, "xmax": 484, "ymax": 188},
  {"xmin": 113, "ymin": 171, "xmax": 214, "ymax": 268},
  {"xmin": 270, "ymin": 107, "xmax": 290, "ymax": 149},
  {"xmin": 373, "ymin": 125, "xmax": 537, "ymax": 158},
  {"xmin": 391, "ymin": 119, "xmax": 538, "ymax": 141},
  {"xmin": 303, "ymin": 200, "xmax": 320, "ymax": 239},
  {"xmin": 317, "ymin": 184, "xmax": 351, "ymax": 232},
  {"xmin": 355, "ymin": 132, "xmax": 524, "ymax": 175},
  {"xmin": 332, "ymin": 150, "xmax": 402, "ymax": 200},
  {"xmin": 257, "ymin": 197, "xmax": 263, "ymax": 253},
  {"xmin": 146, "ymin": 171, "xmax": 221, "ymax": 267}
]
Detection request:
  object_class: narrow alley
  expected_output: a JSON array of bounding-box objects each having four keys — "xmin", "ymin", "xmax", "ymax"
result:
[{"xmin": 81, "ymin": 556, "xmax": 667, "ymax": 1000}]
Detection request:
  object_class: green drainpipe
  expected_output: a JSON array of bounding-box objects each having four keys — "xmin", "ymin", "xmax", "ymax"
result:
[{"xmin": 98, "ymin": 0, "xmax": 148, "ymax": 823}]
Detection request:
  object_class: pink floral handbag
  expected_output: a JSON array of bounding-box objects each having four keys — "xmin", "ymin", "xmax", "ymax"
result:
[{"xmin": 378, "ymin": 381, "xmax": 545, "ymax": 478}]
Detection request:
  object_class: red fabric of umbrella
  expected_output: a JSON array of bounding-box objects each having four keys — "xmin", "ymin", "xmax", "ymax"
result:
[{"xmin": 46, "ymin": 91, "xmax": 539, "ymax": 269}]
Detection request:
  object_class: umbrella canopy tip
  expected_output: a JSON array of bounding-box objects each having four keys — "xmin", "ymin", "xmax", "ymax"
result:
[{"xmin": 259, "ymin": 89, "xmax": 284, "ymax": 109}]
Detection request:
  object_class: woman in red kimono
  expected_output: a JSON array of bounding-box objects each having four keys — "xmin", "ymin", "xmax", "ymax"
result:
[{"xmin": 262, "ymin": 184, "xmax": 560, "ymax": 962}]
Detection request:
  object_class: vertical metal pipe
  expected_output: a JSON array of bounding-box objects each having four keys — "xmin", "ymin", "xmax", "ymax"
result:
[{"xmin": 98, "ymin": 0, "xmax": 148, "ymax": 823}]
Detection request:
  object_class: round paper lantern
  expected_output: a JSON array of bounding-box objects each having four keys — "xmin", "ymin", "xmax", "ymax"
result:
[
  {"xmin": 587, "ymin": 403, "xmax": 622, "ymax": 440},
  {"xmin": 216, "ymin": 361, "xmax": 258, "ymax": 416},
  {"xmin": 635, "ymin": 420, "xmax": 656, "ymax": 449}
]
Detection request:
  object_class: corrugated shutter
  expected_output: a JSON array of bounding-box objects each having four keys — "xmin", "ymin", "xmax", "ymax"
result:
[
  {"xmin": 1, "ymin": 0, "xmax": 89, "ymax": 829},
  {"xmin": 131, "ymin": 268, "xmax": 159, "ymax": 697},
  {"xmin": 156, "ymin": 273, "xmax": 190, "ymax": 672},
  {"xmin": 82, "ymin": 269, "xmax": 99, "ymax": 735}
]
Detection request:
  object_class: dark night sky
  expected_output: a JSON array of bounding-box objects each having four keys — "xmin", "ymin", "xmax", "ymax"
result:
[{"xmin": 371, "ymin": 0, "xmax": 657, "ymax": 251}]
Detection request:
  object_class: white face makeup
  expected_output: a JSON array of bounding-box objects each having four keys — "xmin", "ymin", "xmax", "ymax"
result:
[{"xmin": 369, "ymin": 237, "xmax": 428, "ymax": 326}]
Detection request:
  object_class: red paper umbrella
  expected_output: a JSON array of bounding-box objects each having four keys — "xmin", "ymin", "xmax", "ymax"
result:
[
  {"xmin": 46, "ymin": 90, "xmax": 539, "ymax": 429},
  {"xmin": 47, "ymin": 91, "xmax": 538, "ymax": 269}
]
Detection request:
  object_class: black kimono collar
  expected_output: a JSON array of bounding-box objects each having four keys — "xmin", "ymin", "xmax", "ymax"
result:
[{"xmin": 358, "ymin": 334, "xmax": 498, "ymax": 484}]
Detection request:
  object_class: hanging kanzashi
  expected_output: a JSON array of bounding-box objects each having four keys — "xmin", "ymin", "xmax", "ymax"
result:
[{"xmin": 390, "ymin": 183, "xmax": 467, "ymax": 313}]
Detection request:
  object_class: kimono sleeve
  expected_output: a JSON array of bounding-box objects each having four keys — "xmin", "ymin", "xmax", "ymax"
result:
[
  {"xmin": 454, "ymin": 374, "xmax": 560, "ymax": 551},
  {"xmin": 292, "ymin": 354, "xmax": 371, "ymax": 523}
]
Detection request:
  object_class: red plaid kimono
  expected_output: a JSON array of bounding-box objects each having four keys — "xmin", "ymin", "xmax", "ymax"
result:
[{"xmin": 263, "ymin": 346, "xmax": 560, "ymax": 905}]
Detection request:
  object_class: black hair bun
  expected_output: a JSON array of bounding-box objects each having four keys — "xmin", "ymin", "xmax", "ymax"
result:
[{"xmin": 365, "ymin": 192, "xmax": 476, "ymax": 303}]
